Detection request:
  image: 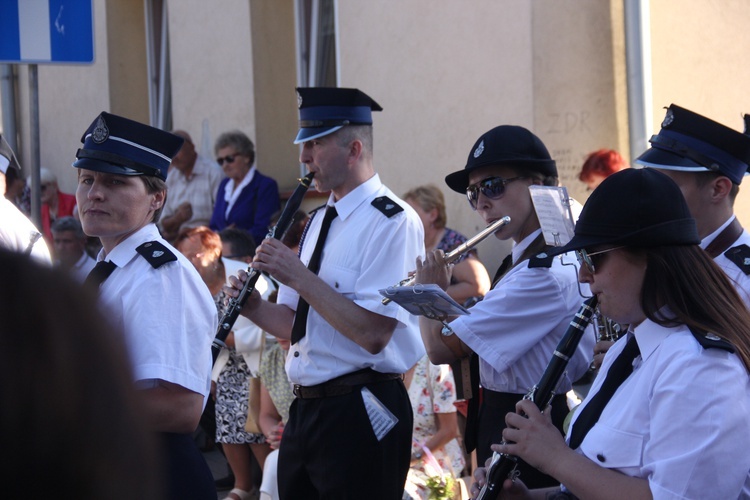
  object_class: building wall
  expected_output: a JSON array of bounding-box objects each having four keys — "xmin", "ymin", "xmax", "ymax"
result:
[
  {"xmin": 105, "ymin": 0, "xmax": 149, "ymax": 122},
  {"xmin": 3, "ymin": 0, "xmax": 750, "ymax": 270},
  {"xmin": 649, "ymin": 0, "xmax": 750, "ymax": 224},
  {"xmin": 169, "ymin": 0, "xmax": 257, "ymax": 161},
  {"xmin": 250, "ymin": 0, "xmax": 301, "ymax": 189},
  {"xmin": 337, "ymin": 0, "xmax": 627, "ymax": 272}
]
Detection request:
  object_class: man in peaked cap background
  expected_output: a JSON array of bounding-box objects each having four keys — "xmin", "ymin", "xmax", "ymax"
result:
[
  {"xmin": 227, "ymin": 87, "xmax": 425, "ymax": 499},
  {"xmin": 0, "ymin": 133, "xmax": 52, "ymax": 263},
  {"xmin": 635, "ymin": 104, "xmax": 750, "ymax": 306},
  {"xmin": 415, "ymin": 125, "xmax": 594, "ymax": 488},
  {"xmin": 73, "ymin": 112, "xmax": 217, "ymax": 499}
]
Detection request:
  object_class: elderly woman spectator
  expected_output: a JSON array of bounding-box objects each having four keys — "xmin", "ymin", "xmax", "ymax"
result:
[
  {"xmin": 210, "ymin": 131, "xmax": 280, "ymax": 245},
  {"xmin": 404, "ymin": 184, "xmax": 491, "ymax": 306}
]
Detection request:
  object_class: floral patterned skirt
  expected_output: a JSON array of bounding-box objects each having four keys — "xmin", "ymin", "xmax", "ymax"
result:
[{"xmin": 215, "ymin": 349, "xmax": 266, "ymax": 444}]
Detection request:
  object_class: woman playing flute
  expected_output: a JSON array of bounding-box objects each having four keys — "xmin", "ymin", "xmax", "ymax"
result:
[{"xmin": 416, "ymin": 125, "xmax": 595, "ymax": 488}]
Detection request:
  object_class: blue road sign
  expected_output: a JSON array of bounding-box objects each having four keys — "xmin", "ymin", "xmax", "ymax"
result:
[{"xmin": 0, "ymin": 0, "xmax": 94, "ymax": 64}]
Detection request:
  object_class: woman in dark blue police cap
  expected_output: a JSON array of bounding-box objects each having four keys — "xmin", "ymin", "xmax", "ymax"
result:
[
  {"xmin": 74, "ymin": 112, "xmax": 218, "ymax": 500},
  {"xmin": 471, "ymin": 168, "xmax": 750, "ymax": 499}
]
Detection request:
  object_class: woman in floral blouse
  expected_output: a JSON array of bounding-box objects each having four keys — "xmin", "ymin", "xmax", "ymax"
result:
[{"xmin": 404, "ymin": 355, "xmax": 466, "ymax": 499}]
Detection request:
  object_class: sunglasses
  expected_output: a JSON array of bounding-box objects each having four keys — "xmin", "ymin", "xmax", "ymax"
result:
[
  {"xmin": 575, "ymin": 246, "xmax": 624, "ymax": 274},
  {"xmin": 216, "ymin": 153, "xmax": 242, "ymax": 166},
  {"xmin": 466, "ymin": 176, "xmax": 527, "ymax": 209}
]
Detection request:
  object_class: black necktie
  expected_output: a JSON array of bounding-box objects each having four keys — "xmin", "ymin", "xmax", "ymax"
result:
[
  {"xmin": 84, "ymin": 260, "xmax": 117, "ymax": 289},
  {"xmin": 291, "ymin": 205, "xmax": 338, "ymax": 344},
  {"xmin": 492, "ymin": 253, "xmax": 513, "ymax": 286},
  {"xmin": 568, "ymin": 335, "xmax": 640, "ymax": 449}
]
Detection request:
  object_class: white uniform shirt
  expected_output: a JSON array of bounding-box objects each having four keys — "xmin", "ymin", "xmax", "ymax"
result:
[
  {"xmin": 161, "ymin": 155, "xmax": 224, "ymax": 230},
  {"xmin": 568, "ymin": 320, "xmax": 750, "ymax": 499},
  {"xmin": 703, "ymin": 215, "xmax": 750, "ymax": 307},
  {"xmin": 0, "ymin": 198, "xmax": 52, "ymax": 264},
  {"xmin": 278, "ymin": 174, "xmax": 425, "ymax": 386},
  {"xmin": 449, "ymin": 229, "xmax": 594, "ymax": 394},
  {"xmin": 96, "ymin": 224, "xmax": 216, "ymax": 401}
]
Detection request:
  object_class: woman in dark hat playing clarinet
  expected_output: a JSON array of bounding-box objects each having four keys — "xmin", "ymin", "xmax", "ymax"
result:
[{"xmin": 471, "ymin": 168, "xmax": 750, "ymax": 499}]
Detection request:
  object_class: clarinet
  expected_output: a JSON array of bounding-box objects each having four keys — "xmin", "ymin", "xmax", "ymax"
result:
[
  {"xmin": 211, "ymin": 171, "xmax": 315, "ymax": 363},
  {"xmin": 476, "ymin": 296, "xmax": 598, "ymax": 500}
]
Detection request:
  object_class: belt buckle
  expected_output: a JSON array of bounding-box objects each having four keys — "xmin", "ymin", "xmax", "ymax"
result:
[{"xmin": 293, "ymin": 384, "xmax": 303, "ymax": 398}]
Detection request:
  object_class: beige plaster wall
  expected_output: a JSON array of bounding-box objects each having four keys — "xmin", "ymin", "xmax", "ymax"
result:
[
  {"xmin": 336, "ymin": 0, "xmax": 534, "ymax": 270},
  {"xmin": 250, "ymin": 0, "xmax": 301, "ymax": 192},
  {"xmin": 532, "ymin": 0, "xmax": 629, "ymax": 205},
  {"xmin": 649, "ymin": 0, "xmax": 750, "ymax": 226},
  {"xmin": 169, "ymin": 0, "xmax": 256, "ymax": 160},
  {"xmin": 336, "ymin": 0, "xmax": 627, "ymax": 272},
  {"xmin": 105, "ymin": 0, "xmax": 149, "ymax": 122}
]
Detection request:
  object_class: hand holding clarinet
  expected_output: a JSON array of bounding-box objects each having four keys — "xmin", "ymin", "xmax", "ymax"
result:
[
  {"xmin": 471, "ymin": 297, "xmax": 598, "ymax": 499},
  {"xmin": 213, "ymin": 172, "xmax": 315, "ymax": 362}
]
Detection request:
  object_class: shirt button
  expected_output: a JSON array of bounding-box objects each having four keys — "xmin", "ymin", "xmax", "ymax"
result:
[
  {"xmin": 294, "ymin": 351, "xmax": 300, "ymax": 357},
  {"xmin": 596, "ymin": 454, "xmax": 606, "ymax": 463}
]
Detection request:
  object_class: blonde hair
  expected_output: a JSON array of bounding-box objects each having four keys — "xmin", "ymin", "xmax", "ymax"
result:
[{"xmin": 403, "ymin": 184, "xmax": 447, "ymax": 229}]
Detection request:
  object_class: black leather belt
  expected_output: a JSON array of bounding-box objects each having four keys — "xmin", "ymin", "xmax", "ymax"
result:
[{"xmin": 293, "ymin": 368, "xmax": 402, "ymax": 399}]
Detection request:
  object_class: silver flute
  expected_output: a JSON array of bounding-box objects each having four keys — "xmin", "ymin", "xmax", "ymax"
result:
[{"xmin": 382, "ymin": 216, "xmax": 511, "ymax": 305}]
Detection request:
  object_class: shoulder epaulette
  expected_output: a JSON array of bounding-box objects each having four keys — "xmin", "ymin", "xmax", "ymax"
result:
[
  {"xmin": 371, "ymin": 196, "xmax": 403, "ymax": 218},
  {"xmin": 528, "ymin": 250, "xmax": 554, "ymax": 269},
  {"xmin": 136, "ymin": 241, "xmax": 177, "ymax": 269},
  {"xmin": 688, "ymin": 327, "xmax": 736, "ymax": 353},
  {"xmin": 723, "ymin": 244, "xmax": 750, "ymax": 276}
]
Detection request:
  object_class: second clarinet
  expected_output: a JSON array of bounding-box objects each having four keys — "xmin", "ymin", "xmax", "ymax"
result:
[
  {"xmin": 476, "ymin": 296, "xmax": 598, "ymax": 500},
  {"xmin": 211, "ymin": 171, "xmax": 315, "ymax": 362}
]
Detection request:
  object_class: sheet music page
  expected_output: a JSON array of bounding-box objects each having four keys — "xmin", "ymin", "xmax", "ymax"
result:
[
  {"xmin": 529, "ymin": 185, "xmax": 576, "ymax": 247},
  {"xmin": 378, "ymin": 284, "xmax": 470, "ymax": 318}
]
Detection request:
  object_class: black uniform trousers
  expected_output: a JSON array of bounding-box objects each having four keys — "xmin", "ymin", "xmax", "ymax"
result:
[
  {"xmin": 159, "ymin": 432, "xmax": 216, "ymax": 500},
  {"xmin": 278, "ymin": 378, "xmax": 412, "ymax": 499},
  {"xmin": 477, "ymin": 390, "xmax": 569, "ymax": 489}
]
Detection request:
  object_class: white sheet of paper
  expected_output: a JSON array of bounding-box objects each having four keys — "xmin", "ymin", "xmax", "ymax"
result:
[
  {"xmin": 361, "ymin": 386, "xmax": 398, "ymax": 441},
  {"xmin": 529, "ymin": 185, "xmax": 576, "ymax": 247},
  {"xmin": 378, "ymin": 283, "xmax": 470, "ymax": 319}
]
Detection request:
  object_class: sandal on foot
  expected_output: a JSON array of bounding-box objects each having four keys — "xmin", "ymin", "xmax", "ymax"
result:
[{"xmin": 225, "ymin": 487, "xmax": 253, "ymax": 500}]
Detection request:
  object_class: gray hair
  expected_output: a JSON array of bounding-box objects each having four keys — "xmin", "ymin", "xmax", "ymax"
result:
[
  {"xmin": 214, "ymin": 130, "xmax": 255, "ymax": 164},
  {"xmin": 51, "ymin": 216, "xmax": 85, "ymax": 239}
]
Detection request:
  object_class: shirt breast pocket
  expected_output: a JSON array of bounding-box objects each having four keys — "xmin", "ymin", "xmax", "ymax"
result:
[
  {"xmin": 580, "ymin": 423, "xmax": 644, "ymax": 469},
  {"xmin": 319, "ymin": 265, "xmax": 358, "ymax": 299}
]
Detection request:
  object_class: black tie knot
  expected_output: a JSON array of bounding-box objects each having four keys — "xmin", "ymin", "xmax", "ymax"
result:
[{"xmin": 84, "ymin": 260, "xmax": 117, "ymax": 289}]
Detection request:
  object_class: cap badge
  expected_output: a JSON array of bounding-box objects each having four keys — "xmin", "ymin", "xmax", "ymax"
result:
[
  {"xmin": 91, "ymin": 116, "xmax": 110, "ymax": 144},
  {"xmin": 297, "ymin": 92, "xmax": 303, "ymax": 109},
  {"xmin": 152, "ymin": 250, "xmax": 164, "ymax": 258},
  {"xmin": 661, "ymin": 108, "xmax": 674, "ymax": 128},
  {"xmin": 473, "ymin": 140, "xmax": 485, "ymax": 158}
]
